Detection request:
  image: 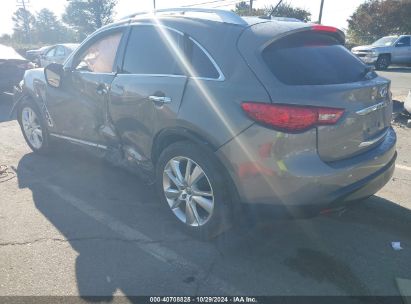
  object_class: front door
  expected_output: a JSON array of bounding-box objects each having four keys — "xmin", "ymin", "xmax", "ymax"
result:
[
  {"xmin": 45, "ymin": 29, "xmax": 125, "ymax": 144},
  {"xmin": 392, "ymin": 36, "xmax": 411, "ymax": 63}
]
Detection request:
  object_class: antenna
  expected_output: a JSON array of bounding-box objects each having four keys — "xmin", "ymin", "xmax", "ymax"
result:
[{"xmin": 268, "ymin": 0, "xmax": 284, "ymax": 18}]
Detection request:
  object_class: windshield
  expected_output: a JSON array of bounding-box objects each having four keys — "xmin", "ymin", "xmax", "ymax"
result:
[{"xmin": 372, "ymin": 36, "xmax": 398, "ymax": 46}]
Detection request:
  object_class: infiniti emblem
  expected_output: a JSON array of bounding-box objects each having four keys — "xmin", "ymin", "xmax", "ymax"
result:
[{"xmin": 379, "ymin": 86, "xmax": 388, "ymax": 98}]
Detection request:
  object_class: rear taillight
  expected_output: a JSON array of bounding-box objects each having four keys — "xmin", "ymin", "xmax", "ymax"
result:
[{"xmin": 241, "ymin": 102, "xmax": 344, "ymax": 132}]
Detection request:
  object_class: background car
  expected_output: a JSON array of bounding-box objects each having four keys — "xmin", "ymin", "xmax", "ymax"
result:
[
  {"xmin": 25, "ymin": 45, "xmax": 51, "ymax": 66},
  {"xmin": 39, "ymin": 43, "xmax": 79, "ymax": 67},
  {"xmin": 0, "ymin": 44, "xmax": 34, "ymax": 93},
  {"xmin": 352, "ymin": 35, "xmax": 411, "ymax": 70}
]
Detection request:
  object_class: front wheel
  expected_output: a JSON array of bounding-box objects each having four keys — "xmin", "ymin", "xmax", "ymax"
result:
[
  {"xmin": 156, "ymin": 141, "xmax": 232, "ymax": 239},
  {"xmin": 375, "ymin": 55, "xmax": 390, "ymax": 70},
  {"xmin": 17, "ymin": 100, "xmax": 52, "ymax": 154}
]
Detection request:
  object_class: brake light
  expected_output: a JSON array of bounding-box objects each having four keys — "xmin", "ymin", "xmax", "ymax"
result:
[
  {"xmin": 311, "ymin": 25, "xmax": 339, "ymax": 33},
  {"xmin": 241, "ymin": 103, "xmax": 344, "ymax": 132}
]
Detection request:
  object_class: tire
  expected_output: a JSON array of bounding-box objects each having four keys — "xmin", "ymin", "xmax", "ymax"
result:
[
  {"xmin": 156, "ymin": 141, "xmax": 232, "ymax": 239},
  {"xmin": 17, "ymin": 99, "xmax": 52, "ymax": 154},
  {"xmin": 375, "ymin": 55, "xmax": 390, "ymax": 70}
]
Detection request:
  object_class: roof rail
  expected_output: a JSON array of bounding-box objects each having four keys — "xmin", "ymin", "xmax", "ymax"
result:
[{"xmin": 121, "ymin": 8, "xmax": 247, "ymax": 26}]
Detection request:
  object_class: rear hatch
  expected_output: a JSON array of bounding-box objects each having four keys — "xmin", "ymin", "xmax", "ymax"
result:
[{"xmin": 238, "ymin": 22, "xmax": 392, "ymax": 162}]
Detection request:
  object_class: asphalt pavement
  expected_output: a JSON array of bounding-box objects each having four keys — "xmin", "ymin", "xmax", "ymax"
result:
[
  {"xmin": 0, "ymin": 70, "xmax": 411, "ymax": 300},
  {"xmin": 378, "ymin": 66, "xmax": 411, "ymax": 99}
]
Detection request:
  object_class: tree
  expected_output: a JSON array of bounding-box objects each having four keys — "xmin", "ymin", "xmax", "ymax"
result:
[
  {"xmin": 266, "ymin": 2, "xmax": 311, "ymax": 22},
  {"xmin": 233, "ymin": 1, "xmax": 311, "ymax": 22},
  {"xmin": 0, "ymin": 34, "xmax": 12, "ymax": 45},
  {"xmin": 12, "ymin": 8, "xmax": 36, "ymax": 43},
  {"xmin": 347, "ymin": 0, "xmax": 411, "ymax": 45},
  {"xmin": 234, "ymin": 2, "xmax": 264, "ymax": 16},
  {"xmin": 35, "ymin": 9, "xmax": 65, "ymax": 44},
  {"xmin": 63, "ymin": 0, "xmax": 117, "ymax": 38}
]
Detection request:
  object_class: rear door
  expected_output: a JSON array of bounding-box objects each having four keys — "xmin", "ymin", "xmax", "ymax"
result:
[
  {"xmin": 109, "ymin": 24, "xmax": 188, "ymax": 161},
  {"xmin": 239, "ymin": 28, "xmax": 392, "ymax": 162}
]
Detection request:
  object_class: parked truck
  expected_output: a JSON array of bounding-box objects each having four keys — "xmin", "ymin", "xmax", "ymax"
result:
[{"xmin": 352, "ymin": 35, "xmax": 411, "ymax": 70}]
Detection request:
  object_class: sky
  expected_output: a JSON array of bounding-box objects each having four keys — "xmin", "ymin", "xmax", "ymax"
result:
[{"xmin": 1, "ymin": 0, "xmax": 366, "ymax": 35}]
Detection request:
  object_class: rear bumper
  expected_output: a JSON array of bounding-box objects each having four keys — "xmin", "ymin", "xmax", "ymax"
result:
[{"xmin": 217, "ymin": 125, "xmax": 396, "ymax": 210}]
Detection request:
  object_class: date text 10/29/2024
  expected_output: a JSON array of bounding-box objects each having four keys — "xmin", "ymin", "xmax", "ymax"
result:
[{"xmin": 149, "ymin": 297, "xmax": 257, "ymax": 303}]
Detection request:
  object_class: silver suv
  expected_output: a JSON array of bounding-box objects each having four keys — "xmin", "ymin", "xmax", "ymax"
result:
[
  {"xmin": 14, "ymin": 9, "xmax": 397, "ymax": 238},
  {"xmin": 352, "ymin": 35, "xmax": 411, "ymax": 70}
]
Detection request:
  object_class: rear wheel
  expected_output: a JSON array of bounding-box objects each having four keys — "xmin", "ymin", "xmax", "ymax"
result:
[
  {"xmin": 18, "ymin": 100, "xmax": 51, "ymax": 154},
  {"xmin": 156, "ymin": 141, "xmax": 232, "ymax": 239},
  {"xmin": 375, "ymin": 55, "xmax": 390, "ymax": 70}
]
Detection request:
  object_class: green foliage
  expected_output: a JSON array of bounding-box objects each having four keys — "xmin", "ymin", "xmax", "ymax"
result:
[
  {"xmin": 233, "ymin": 1, "xmax": 311, "ymax": 22},
  {"xmin": 233, "ymin": 2, "xmax": 265, "ymax": 16},
  {"xmin": 63, "ymin": 0, "xmax": 117, "ymax": 39},
  {"xmin": 8, "ymin": 7, "xmax": 80, "ymax": 49},
  {"xmin": 347, "ymin": 0, "xmax": 411, "ymax": 45},
  {"xmin": 12, "ymin": 8, "xmax": 36, "ymax": 43},
  {"xmin": 35, "ymin": 9, "xmax": 77, "ymax": 44}
]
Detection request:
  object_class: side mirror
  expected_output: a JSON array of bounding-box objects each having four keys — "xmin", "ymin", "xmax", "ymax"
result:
[{"xmin": 44, "ymin": 63, "xmax": 64, "ymax": 88}]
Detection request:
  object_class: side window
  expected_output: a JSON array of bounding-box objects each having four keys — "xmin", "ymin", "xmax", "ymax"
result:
[
  {"xmin": 397, "ymin": 37, "xmax": 411, "ymax": 47},
  {"xmin": 122, "ymin": 26, "xmax": 184, "ymax": 75},
  {"xmin": 45, "ymin": 47, "xmax": 55, "ymax": 58},
  {"xmin": 187, "ymin": 40, "xmax": 219, "ymax": 79},
  {"xmin": 75, "ymin": 32, "xmax": 122, "ymax": 73},
  {"xmin": 55, "ymin": 46, "xmax": 65, "ymax": 57}
]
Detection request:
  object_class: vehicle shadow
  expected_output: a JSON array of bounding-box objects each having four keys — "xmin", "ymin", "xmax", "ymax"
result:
[{"xmin": 15, "ymin": 148, "xmax": 411, "ymax": 298}]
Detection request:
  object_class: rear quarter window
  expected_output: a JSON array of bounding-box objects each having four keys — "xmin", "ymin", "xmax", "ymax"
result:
[{"xmin": 262, "ymin": 32, "xmax": 367, "ymax": 85}]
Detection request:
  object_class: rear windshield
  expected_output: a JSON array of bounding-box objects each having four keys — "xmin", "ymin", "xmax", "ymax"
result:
[{"xmin": 262, "ymin": 32, "xmax": 367, "ymax": 85}]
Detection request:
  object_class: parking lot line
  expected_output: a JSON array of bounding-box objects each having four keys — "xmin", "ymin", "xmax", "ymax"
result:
[
  {"xmin": 45, "ymin": 183, "xmax": 241, "ymax": 295},
  {"xmin": 396, "ymin": 164, "xmax": 411, "ymax": 172}
]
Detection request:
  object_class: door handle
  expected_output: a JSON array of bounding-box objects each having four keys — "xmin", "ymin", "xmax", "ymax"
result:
[{"xmin": 148, "ymin": 95, "xmax": 172, "ymax": 104}]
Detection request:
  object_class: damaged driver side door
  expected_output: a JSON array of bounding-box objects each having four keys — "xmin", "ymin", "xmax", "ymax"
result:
[{"xmin": 45, "ymin": 27, "xmax": 126, "ymax": 145}]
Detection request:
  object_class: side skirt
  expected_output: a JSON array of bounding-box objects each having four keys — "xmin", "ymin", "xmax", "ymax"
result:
[{"xmin": 49, "ymin": 133, "xmax": 155, "ymax": 184}]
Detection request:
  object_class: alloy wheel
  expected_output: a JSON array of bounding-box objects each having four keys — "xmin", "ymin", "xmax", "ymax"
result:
[
  {"xmin": 21, "ymin": 107, "xmax": 43, "ymax": 150},
  {"xmin": 163, "ymin": 156, "xmax": 214, "ymax": 227}
]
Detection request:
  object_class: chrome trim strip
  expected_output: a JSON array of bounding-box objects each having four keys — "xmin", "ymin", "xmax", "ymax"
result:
[
  {"xmin": 50, "ymin": 133, "xmax": 108, "ymax": 150},
  {"xmin": 359, "ymin": 129, "xmax": 388, "ymax": 148},
  {"xmin": 188, "ymin": 37, "xmax": 225, "ymax": 82},
  {"xmin": 120, "ymin": 73, "xmax": 187, "ymax": 78},
  {"xmin": 356, "ymin": 101, "xmax": 387, "ymax": 116}
]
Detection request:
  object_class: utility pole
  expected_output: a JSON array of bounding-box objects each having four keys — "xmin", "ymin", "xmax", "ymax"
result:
[
  {"xmin": 153, "ymin": 0, "xmax": 156, "ymax": 10},
  {"xmin": 318, "ymin": 0, "xmax": 325, "ymax": 24},
  {"xmin": 249, "ymin": 0, "xmax": 253, "ymax": 14},
  {"xmin": 16, "ymin": 0, "xmax": 32, "ymax": 44}
]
